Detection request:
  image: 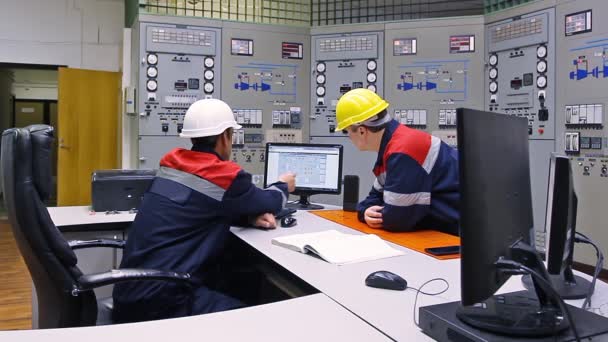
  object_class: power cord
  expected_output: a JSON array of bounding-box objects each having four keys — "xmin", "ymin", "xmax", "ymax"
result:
[
  {"xmin": 497, "ymin": 259, "xmax": 581, "ymax": 342},
  {"xmin": 411, "ymin": 278, "xmax": 450, "ymax": 327},
  {"xmin": 575, "ymin": 232, "xmax": 604, "ymax": 310}
]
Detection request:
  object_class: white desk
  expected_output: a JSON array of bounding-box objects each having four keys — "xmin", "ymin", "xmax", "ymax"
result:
[
  {"xmin": 48, "ymin": 206, "xmax": 135, "ymax": 231},
  {"xmin": 231, "ymin": 210, "xmax": 608, "ymax": 341},
  {"xmin": 46, "ymin": 206, "xmax": 608, "ymax": 341},
  {"xmin": 0, "ymin": 294, "xmax": 392, "ymax": 341}
]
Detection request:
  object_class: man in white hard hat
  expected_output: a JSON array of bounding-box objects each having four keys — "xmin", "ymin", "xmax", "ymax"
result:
[{"xmin": 113, "ymin": 99, "xmax": 296, "ymax": 323}]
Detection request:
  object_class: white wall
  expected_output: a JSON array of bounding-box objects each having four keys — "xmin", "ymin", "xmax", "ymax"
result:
[{"xmin": 0, "ymin": 0, "xmax": 124, "ymax": 72}]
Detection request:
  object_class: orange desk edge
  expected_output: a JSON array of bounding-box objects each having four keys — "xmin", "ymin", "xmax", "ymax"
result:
[{"xmin": 310, "ymin": 210, "xmax": 460, "ymax": 260}]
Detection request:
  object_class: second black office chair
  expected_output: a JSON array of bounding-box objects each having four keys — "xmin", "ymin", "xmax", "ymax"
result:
[{"xmin": 0, "ymin": 125, "xmax": 194, "ymax": 328}]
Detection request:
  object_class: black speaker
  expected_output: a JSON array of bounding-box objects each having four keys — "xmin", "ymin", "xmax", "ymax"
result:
[{"xmin": 343, "ymin": 175, "xmax": 359, "ymax": 212}]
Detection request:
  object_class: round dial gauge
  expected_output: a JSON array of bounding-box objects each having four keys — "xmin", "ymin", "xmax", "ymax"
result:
[
  {"xmin": 536, "ymin": 60, "xmax": 547, "ymax": 73},
  {"xmin": 146, "ymin": 66, "xmax": 158, "ymax": 78},
  {"xmin": 204, "ymin": 70, "xmax": 214, "ymax": 81},
  {"xmin": 316, "ymin": 74, "xmax": 326, "ymax": 84},
  {"xmin": 489, "ymin": 81, "xmax": 498, "ymax": 93},
  {"xmin": 537, "ymin": 75, "xmax": 547, "ymax": 88},
  {"xmin": 537, "ymin": 45, "xmax": 547, "ymax": 59},
  {"xmin": 147, "ymin": 54, "xmax": 158, "ymax": 65},
  {"xmin": 489, "ymin": 54, "xmax": 498, "ymax": 66},
  {"xmin": 204, "ymin": 57, "xmax": 214, "ymax": 68},
  {"xmin": 204, "ymin": 82, "xmax": 214, "ymax": 93},
  {"xmin": 367, "ymin": 60, "xmax": 377, "ymax": 71},
  {"xmin": 316, "ymin": 62, "xmax": 326, "ymax": 73},
  {"xmin": 367, "ymin": 72, "xmax": 377, "ymax": 83},
  {"xmin": 367, "ymin": 84, "xmax": 377, "ymax": 93},
  {"xmin": 146, "ymin": 79, "xmax": 158, "ymax": 92},
  {"xmin": 316, "ymin": 86, "xmax": 326, "ymax": 97},
  {"xmin": 489, "ymin": 68, "xmax": 498, "ymax": 79}
]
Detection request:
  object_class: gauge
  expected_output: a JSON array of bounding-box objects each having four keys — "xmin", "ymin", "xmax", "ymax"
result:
[
  {"xmin": 489, "ymin": 68, "xmax": 498, "ymax": 79},
  {"xmin": 204, "ymin": 70, "xmax": 214, "ymax": 81},
  {"xmin": 367, "ymin": 60, "xmax": 377, "ymax": 71},
  {"xmin": 146, "ymin": 79, "xmax": 158, "ymax": 92},
  {"xmin": 367, "ymin": 72, "xmax": 377, "ymax": 83},
  {"xmin": 316, "ymin": 86, "xmax": 326, "ymax": 97},
  {"xmin": 536, "ymin": 60, "xmax": 547, "ymax": 73},
  {"xmin": 489, "ymin": 54, "xmax": 498, "ymax": 66},
  {"xmin": 204, "ymin": 57, "xmax": 214, "ymax": 68},
  {"xmin": 147, "ymin": 54, "xmax": 158, "ymax": 65},
  {"xmin": 204, "ymin": 82, "xmax": 214, "ymax": 93},
  {"xmin": 367, "ymin": 84, "xmax": 377, "ymax": 93},
  {"xmin": 537, "ymin": 75, "xmax": 547, "ymax": 88},
  {"xmin": 316, "ymin": 74, "xmax": 326, "ymax": 84},
  {"xmin": 537, "ymin": 45, "xmax": 547, "ymax": 59},
  {"xmin": 316, "ymin": 62, "xmax": 326, "ymax": 73},
  {"xmin": 489, "ymin": 81, "xmax": 498, "ymax": 93},
  {"xmin": 146, "ymin": 66, "xmax": 158, "ymax": 78}
]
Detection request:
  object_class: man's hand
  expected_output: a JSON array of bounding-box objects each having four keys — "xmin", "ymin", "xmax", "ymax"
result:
[
  {"xmin": 364, "ymin": 206, "xmax": 384, "ymax": 228},
  {"xmin": 278, "ymin": 172, "xmax": 296, "ymax": 192},
  {"xmin": 253, "ymin": 213, "xmax": 277, "ymax": 230}
]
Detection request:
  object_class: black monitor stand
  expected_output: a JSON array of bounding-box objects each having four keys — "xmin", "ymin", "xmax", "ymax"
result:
[
  {"xmin": 456, "ymin": 241, "xmax": 569, "ymax": 337},
  {"xmin": 286, "ymin": 194, "xmax": 324, "ymax": 210},
  {"xmin": 522, "ymin": 265, "xmax": 592, "ymax": 300}
]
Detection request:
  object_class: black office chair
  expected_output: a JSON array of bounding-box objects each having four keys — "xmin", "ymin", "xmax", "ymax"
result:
[{"xmin": 0, "ymin": 125, "xmax": 193, "ymax": 328}]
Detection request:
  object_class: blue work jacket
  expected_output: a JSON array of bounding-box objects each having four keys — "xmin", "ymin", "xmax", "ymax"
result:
[
  {"xmin": 357, "ymin": 119, "xmax": 460, "ymax": 235},
  {"xmin": 113, "ymin": 145, "xmax": 288, "ymax": 322}
]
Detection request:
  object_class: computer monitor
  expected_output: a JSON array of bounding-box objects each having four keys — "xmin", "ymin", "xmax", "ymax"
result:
[
  {"xmin": 264, "ymin": 143, "xmax": 343, "ymax": 210},
  {"xmin": 522, "ymin": 153, "xmax": 592, "ymax": 299},
  {"xmin": 455, "ymin": 108, "xmax": 569, "ymax": 336}
]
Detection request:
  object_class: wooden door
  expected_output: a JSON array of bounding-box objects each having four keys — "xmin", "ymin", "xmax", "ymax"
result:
[{"xmin": 57, "ymin": 68, "xmax": 121, "ymax": 206}]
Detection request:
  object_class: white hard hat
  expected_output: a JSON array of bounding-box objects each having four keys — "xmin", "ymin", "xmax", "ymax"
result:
[{"xmin": 180, "ymin": 99, "xmax": 242, "ymax": 138}]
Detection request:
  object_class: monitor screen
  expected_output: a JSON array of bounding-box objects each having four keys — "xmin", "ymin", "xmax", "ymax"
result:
[{"xmin": 264, "ymin": 143, "xmax": 343, "ymax": 194}]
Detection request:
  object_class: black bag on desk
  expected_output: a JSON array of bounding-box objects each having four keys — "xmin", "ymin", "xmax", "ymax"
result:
[{"xmin": 91, "ymin": 169, "xmax": 156, "ymax": 212}]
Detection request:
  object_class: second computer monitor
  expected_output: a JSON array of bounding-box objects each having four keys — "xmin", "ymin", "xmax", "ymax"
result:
[
  {"xmin": 543, "ymin": 153, "xmax": 591, "ymax": 299},
  {"xmin": 264, "ymin": 143, "xmax": 343, "ymax": 210}
]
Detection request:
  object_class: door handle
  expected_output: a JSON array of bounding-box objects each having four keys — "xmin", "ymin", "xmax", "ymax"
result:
[{"xmin": 59, "ymin": 138, "xmax": 70, "ymax": 150}]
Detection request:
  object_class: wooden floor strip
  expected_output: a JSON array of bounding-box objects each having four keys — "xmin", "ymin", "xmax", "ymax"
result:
[{"xmin": 0, "ymin": 220, "xmax": 32, "ymax": 330}]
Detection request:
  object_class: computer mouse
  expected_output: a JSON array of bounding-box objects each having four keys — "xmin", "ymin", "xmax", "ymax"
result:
[
  {"xmin": 280, "ymin": 216, "xmax": 298, "ymax": 228},
  {"xmin": 365, "ymin": 270, "xmax": 407, "ymax": 291}
]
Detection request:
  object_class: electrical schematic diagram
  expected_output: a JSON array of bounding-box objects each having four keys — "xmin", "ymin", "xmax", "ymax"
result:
[
  {"xmin": 395, "ymin": 59, "xmax": 469, "ymax": 103},
  {"xmin": 233, "ymin": 62, "xmax": 298, "ymax": 103},
  {"xmin": 569, "ymin": 38, "xmax": 608, "ymax": 81},
  {"xmin": 278, "ymin": 153, "xmax": 326, "ymax": 186}
]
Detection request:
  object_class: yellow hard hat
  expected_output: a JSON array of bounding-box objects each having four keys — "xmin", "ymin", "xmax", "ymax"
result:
[{"xmin": 336, "ymin": 88, "xmax": 389, "ymax": 131}]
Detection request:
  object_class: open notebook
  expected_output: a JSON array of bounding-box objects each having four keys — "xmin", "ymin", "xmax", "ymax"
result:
[{"xmin": 271, "ymin": 230, "xmax": 405, "ymax": 265}]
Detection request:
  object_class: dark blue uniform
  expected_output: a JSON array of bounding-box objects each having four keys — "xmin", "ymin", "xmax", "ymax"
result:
[
  {"xmin": 112, "ymin": 146, "xmax": 288, "ymax": 323},
  {"xmin": 357, "ymin": 119, "xmax": 460, "ymax": 235}
]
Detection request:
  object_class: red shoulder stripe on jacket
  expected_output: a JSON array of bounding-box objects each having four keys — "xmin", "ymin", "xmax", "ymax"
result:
[
  {"xmin": 160, "ymin": 148, "xmax": 241, "ymax": 190},
  {"xmin": 384, "ymin": 125, "xmax": 431, "ymax": 166}
]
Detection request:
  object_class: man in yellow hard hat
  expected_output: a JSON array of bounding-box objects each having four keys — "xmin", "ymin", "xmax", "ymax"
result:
[
  {"xmin": 113, "ymin": 99, "xmax": 296, "ymax": 323},
  {"xmin": 336, "ymin": 88, "xmax": 459, "ymax": 235}
]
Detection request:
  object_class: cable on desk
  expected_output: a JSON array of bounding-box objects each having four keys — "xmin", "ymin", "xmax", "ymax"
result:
[
  {"xmin": 497, "ymin": 259, "xmax": 581, "ymax": 342},
  {"xmin": 575, "ymin": 232, "xmax": 604, "ymax": 310},
  {"xmin": 411, "ymin": 278, "xmax": 450, "ymax": 327}
]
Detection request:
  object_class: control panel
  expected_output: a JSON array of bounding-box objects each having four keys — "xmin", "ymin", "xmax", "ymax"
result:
[
  {"xmin": 556, "ymin": 0, "xmax": 608, "ymax": 267},
  {"xmin": 222, "ymin": 23, "xmax": 309, "ymax": 183},
  {"xmin": 486, "ymin": 10, "xmax": 555, "ymax": 140},
  {"xmin": 485, "ymin": 8, "xmax": 556, "ymax": 241},
  {"xmin": 310, "ymin": 32, "xmax": 384, "ymax": 136},
  {"xmin": 384, "ymin": 17, "xmax": 485, "ymax": 145},
  {"xmin": 137, "ymin": 22, "xmax": 221, "ymax": 168},
  {"xmin": 309, "ymin": 30, "xmax": 383, "ymax": 205},
  {"xmin": 557, "ymin": 3, "xmax": 607, "ymax": 157}
]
